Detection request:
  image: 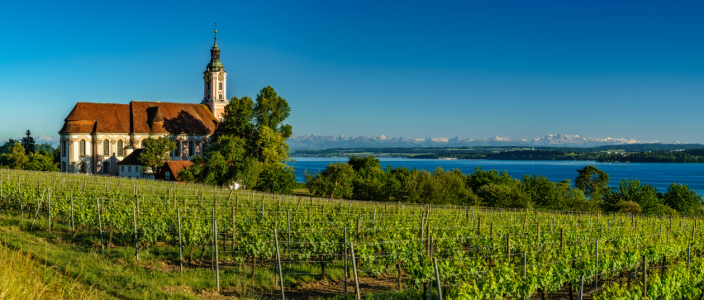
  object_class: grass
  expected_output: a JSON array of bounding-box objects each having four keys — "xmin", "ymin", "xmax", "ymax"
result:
[
  {"xmin": 0, "ymin": 213, "xmax": 416, "ymax": 300},
  {"xmin": 293, "ymin": 188, "xmax": 312, "ymax": 196},
  {"xmin": 0, "ymin": 215, "xmax": 275, "ymax": 300},
  {"xmin": 0, "ymin": 241, "xmax": 104, "ymax": 300}
]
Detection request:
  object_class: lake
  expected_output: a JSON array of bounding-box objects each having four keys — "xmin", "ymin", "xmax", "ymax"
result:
[{"xmin": 287, "ymin": 157, "xmax": 704, "ymax": 194}]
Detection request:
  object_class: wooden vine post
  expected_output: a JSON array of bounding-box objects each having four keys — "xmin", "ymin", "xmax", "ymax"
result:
[{"xmin": 350, "ymin": 242, "xmax": 361, "ymax": 300}]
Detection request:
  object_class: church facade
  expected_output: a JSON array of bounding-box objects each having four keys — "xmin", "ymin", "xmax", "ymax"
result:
[{"xmin": 58, "ymin": 28, "xmax": 229, "ymax": 175}]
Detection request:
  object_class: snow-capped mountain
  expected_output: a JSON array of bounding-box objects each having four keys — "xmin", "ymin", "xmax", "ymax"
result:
[
  {"xmin": 2, "ymin": 135, "xmax": 60, "ymax": 146},
  {"xmin": 287, "ymin": 133, "xmax": 668, "ymax": 150}
]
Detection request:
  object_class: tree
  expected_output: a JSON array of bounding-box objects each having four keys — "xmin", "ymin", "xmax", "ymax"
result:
[
  {"xmin": 575, "ymin": 166, "xmax": 609, "ymax": 198},
  {"xmin": 139, "ymin": 137, "xmax": 176, "ymax": 176},
  {"xmin": 254, "ymin": 86, "xmax": 292, "ymax": 139},
  {"xmin": 348, "ymin": 155, "xmax": 381, "ymax": 172},
  {"xmin": 24, "ymin": 152, "xmax": 59, "ymax": 171},
  {"xmin": 0, "ymin": 142, "xmax": 29, "ymax": 169},
  {"xmin": 20, "ymin": 130, "xmax": 35, "ymax": 155},
  {"xmin": 305, "ymin": 163, "xmax": 356, "ymax": 199},
  {"xmin": 605, "ymin": 179, "xmax": 660, "ymax": 214},
  {"xmin": 465, "ymin": 167, "xmax": 515, "ymax": 192},
  {"xmin": 476, "ymin": 182, "xmax": 531, "ymax": 208},
  {"xmin": 0, "ymin": 139, "xmax": 18, "ymax": 155},
  {"xmin": 520, "ymin": 175, "xmax": 562, "ymax": 209},
  {"xmin": 219, "ymin": 96, "xmax": 255, "ymax": 139},
  {"xmin": 663, "ymin": 183, "xmax": 702, "ymax": 214},
  {"xmin": 185, "ymin": 86, "xmax": 296, "ymax": 191},
  {"xmin": 256, "ymin": 164, "xmax": 297, "ymax": 194}
]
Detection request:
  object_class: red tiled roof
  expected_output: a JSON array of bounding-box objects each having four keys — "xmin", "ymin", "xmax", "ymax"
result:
[
  {"xmin": 59, "ymin": 101, "xmax": 218, "ymax": 135},
  {"xmin": 164, "ymin": 161, "xmax": 193, "ymax": 177},
  {"xmin": 131, "ymin": 102, "xmax": 217, "ymax": 134},
  {"xmin": 61, "ymin": 103, "xmax": 131, "ymax": 133}
]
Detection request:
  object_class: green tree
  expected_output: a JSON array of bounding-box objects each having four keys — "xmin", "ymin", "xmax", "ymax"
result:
[
  {"xmin": 465, "ymin": 167, "xmax": 515, "ymax": 192},
  {"xmin": 575, "ymin": 165, "xmax": 609, "ymax": 199},
  {"xmin": 0, "ymin": 139, "xmax": 18, "ymax": 155},
  {"xmin": 476, "ymin": 182, "xmax": 531, "ymax": 208},
  {"xmin": 605, "ymin": 179, "xmax": 660, "ymax": 214},
  {"xmin": 219, "ymin": 96, "xmax": 255, "ymax": 139},
  {"xmin": 24, "ymin": 152, "xmax": 59, "ymax": 172},
  {"xmin": 185, "ymin": 86, "xmax": 295, "ymax": 191},
  {"xmin": 254, "ymin": 86, "xmax": 292, "ymax": 139},
  {"xmin": 139, "ymin": 137, "xmax": 176, "ymax": 176},
  {"xmin": 178, "ymin": 135, "xmax": 254, "ymax": 187},
  {"xmin": 256, "ymin": 164, "xmax": 297, "ymax": 194},
  {"xmin": 663, "ymin": 183, "xmax": 702, "ymax": 214},
  {"xmin": 520, "ymin": 175, "xmax": 562, "ymax": 209},
  {"xmin": 0, "ymin": 142, "xmax": 29, "ymax": 169},
  {"xmin": 305, "ymin": 163, "xmax": 355, "ymax": 199},
  {"xmin": 348, "ymin": 155, "xmax": 381, "ymax": 172},
  {"xmin": 20, "ymin": 130, "xmax": 35, "ymax": 155}
]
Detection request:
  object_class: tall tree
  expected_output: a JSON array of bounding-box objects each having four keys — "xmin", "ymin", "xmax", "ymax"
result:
[
  {"xmin": 575, "ymin": 166, "xmax": 609, "ymax": 198},
  {"xmin": 182, "ymin": 86, "xmax": 296, "ymax": 193},
  {"xmin": 139, "ymin": 137, "xmax": 176, "ymax": 175},
  {"xmin": 254, "ymin": 86, "xmax": 292, "ymax": 138},
  {"xmin": 20, "ymin": 130, "xmax": 35, "ymax": 155},
  {"xmin": 219, "ymin": 96, "xmax": 255, "ymax": 139}
]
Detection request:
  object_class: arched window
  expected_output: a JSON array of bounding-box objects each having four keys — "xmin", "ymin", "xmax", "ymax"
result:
[
  {"xmin": 219, "ymin": 82, "xmax": 222, "ymax": 90},
  {"xmin": 174, "ymin": 142, "xmax": 181, "ymax": 157},
  {"xmin": 219, "ymin": 93, "xmax": 223, "ymax": 100},
  {"xmin": 79, "ymin": 162, "xmax": 86, "ymax": 173},
  {"xmin": 103, "ymin": 140, "xmax": 109, "ymax": 156},
  {"xmin": 103, "ymin": 162, "xmax": 110, "ymax": 174},
  {"xmin": 79, "ymin": 139, "xmax": 86, "ymax": 156},
  {"xmin": 189, "ymin": 140, "xmax": 195, "ymax": 156},
  {"xmin": 117, "ymin": 140, "xmax": 124, "ymax": 156},
  {"xmin": 61, "ymin": 162, "xmax": 66, "ymax": 172},
  {"xmin": 61, "ymin": 141, "xmax": 66, "ymax": 157}
]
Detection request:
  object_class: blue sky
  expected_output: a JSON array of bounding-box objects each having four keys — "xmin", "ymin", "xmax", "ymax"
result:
[{"xmin": 1, "ymin": 0, "xmax": 703, "ymax": 143}]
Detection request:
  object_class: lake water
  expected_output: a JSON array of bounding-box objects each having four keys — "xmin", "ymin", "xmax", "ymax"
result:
[{"xmin": 287, "ymin": 157, "xmax": 704, "ymax": 194}]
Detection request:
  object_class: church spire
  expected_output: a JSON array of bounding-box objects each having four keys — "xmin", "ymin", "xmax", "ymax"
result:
[
  {"xmin": 207, "ymin": 22, "xmax": 224, "ymax": 71},
  {"xmin": 213, "ymin": 22, "xmax": 218, "ymax": 48}
]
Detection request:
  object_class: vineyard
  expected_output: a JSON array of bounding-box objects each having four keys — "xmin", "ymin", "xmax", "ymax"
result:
[{"xmin": 1, "ymin": 169, "xmax": 704, "ymax": 299}]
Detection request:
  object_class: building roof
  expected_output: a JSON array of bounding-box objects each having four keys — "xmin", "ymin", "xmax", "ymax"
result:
[
  {"xmin": 164, "ymin": 161, "xmax": 193, "ymax": 177},
  {"xmin": 116, "ymin": 149, "xmax": 144, "ymax": 166},
  {"xmin": 59, "ymin": 101, "xmax": 218, "ymax": 135}
]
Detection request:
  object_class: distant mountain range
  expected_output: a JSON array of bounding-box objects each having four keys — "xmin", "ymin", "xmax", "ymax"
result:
[
  {"xmin": 2, "ymin": 135, "xmax": 60, "ymax": 147},
  {"xmin": 0, "ymin": 134, "xmax": 684, "ymax": 150},
  {"xmin": 288, "ymin": 134, "xmax": 680, "ymax": 150}
]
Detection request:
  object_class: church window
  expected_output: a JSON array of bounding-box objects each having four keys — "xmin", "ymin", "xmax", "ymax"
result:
[
  {"xmin": 61, "ymin": 162, "xmax": 66, "ymax": 172},
  {"xmin": 103, "ymin": 140, "xmax": 109, "ymax": 156},
  {"xmin": 117, "ymin": 140, "xmax": 124, "ymax": 156},
  {"xmin": 219, "ymin": 82, "xmax": 222, "ymax": 90},
  {"xmin": 79, "ymin": 140, "xmax": 86, "ymax": 156},
  {"xmin": 219, "ymin": 93, "xmax": 223, "ymax": 100},
  {"xmin": 174, "ymin": 142, "xmax": 181, "ymax": 157},
  {"xmin": 121, "ymin": 166, "xmax": 124, "ymax": 173},
  {"xmin": 189, "ymin": 140, "xmax": 195, "ymax": 156},
  {"xmin": 61, "ymin": 141, "xmax": 66, "ymax": 157},
  {"xmin": 79, "ymin": 162, "xmax": 86, "ymax": 173},
  {"xmin": 103, "ymin": 162, "xmax": 110, "ymax": 174}
]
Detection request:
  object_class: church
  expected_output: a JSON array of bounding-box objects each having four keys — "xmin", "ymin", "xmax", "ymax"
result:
[{"xmin": 58, "ymin": 28, "xmax": 228, "ymax": 175}]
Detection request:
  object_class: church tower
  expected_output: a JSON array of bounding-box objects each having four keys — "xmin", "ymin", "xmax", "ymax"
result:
[{"xmin": 202, "ymin": 23, "xmax": 228, "ymax": 121}]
